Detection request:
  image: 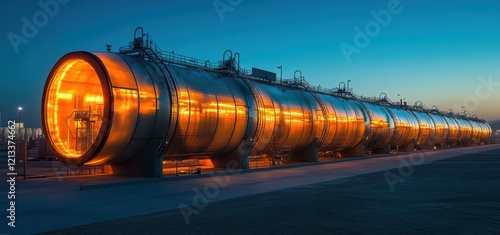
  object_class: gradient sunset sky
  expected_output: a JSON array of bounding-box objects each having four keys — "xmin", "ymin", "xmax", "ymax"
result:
[{"xmin": 1, "ymin": 0, "xmax": 499, "ymax": 127}]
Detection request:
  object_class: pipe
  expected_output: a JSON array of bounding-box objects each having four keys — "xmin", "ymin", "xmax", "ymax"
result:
[{"xmin": 42, "ymin": 51, "xmax": 493, "ymax": 171}]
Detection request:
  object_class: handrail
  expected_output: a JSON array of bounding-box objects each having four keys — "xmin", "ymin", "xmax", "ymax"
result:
[{"xmin": 118, "ymin": 28, "xmax": 482, "ymax": 122}]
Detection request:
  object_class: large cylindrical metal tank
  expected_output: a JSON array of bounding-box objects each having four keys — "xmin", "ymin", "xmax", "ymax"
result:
[
  {"xmin": 443, "ymin": 116, "xmax": 461, "ymax": 144},
  {"xmin": 361, "ymin": 102, "xmax": 395, "ymax": 150},
  {"xmin": 161, "ymin": 65, "xmax": 252, "ymax": 157},
  {"xmin": 476, "ymin": 121, "xmax": 492, "ymax": 144},
  {"xmin": 42, "ymin": 52, "xmax": 172, "ymax": 165},
  {"xmin": 42, "ymin": 50, "xmax": 493, "ymax": 171},
  {"xmin": 386, "ymin": 107, "xmax": 420, "ymax": 148},
  {"xmin": 410, "ymin": 111, "xmax": 436, "ymax": 147},
  {"xmin": 469, "ymin": 120, "xmax": 483, "ymax": 144},
  {"xmin": 456, "ymin": 117, "xmax": 473, "ymax": 144},
  {"xmin": 244, "ymin": 81, "xmax": 318, "ymax": 153},
  {"xmin": 427, "ymin": 112, "xmax": 449, "ymax": 145},
  {"xmin": 316, "ymin": 95, "xmax": 367, "ymax": 151}
]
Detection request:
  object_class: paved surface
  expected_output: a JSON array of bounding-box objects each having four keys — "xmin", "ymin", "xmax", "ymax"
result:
[{"xmin": 1, "ymin": 145, "xmax": 499, "ymax": 234}]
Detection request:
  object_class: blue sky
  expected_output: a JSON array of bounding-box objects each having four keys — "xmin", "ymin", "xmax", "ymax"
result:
[{"xmin": 1, "ymin": 0, "xmax": 499, "ymax": 127}]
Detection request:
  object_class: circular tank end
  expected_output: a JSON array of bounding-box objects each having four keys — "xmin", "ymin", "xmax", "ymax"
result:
[{"xmin": 42, "ymin": 52, "xmax": 111, "ymax": 165}]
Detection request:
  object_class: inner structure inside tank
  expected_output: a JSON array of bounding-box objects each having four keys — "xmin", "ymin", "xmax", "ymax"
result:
[
  {"xmin": 44, "ymin": 59, "xmax": 105, "ymax": 159},
  {"xmin": 41, "ymin": 29, "xmax": 494, "ymax": 177}
]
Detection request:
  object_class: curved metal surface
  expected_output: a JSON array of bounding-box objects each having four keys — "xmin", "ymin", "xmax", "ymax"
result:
[
  {"xmin": 361, "ymin": 102, "xmax": 395, "ymax": 149},
  {"xmin": 317, "ymin": 95, "xmax": 367, "ymax": 151},
  {"xmin": 42, "ymin": 52, "xmax": 169, "ymax": 166},
  {"xmin": 386, "ymin": 108, "xmax": 420, "ymax": 147},
  {"xmin": 427, "ymin": 113, "xmax": 449, "ymax": 144},
  {"xmin": 42, "ymin": 51, "xmax": 493, "ymax": 167},
  {"xmin": 477, "ymin": 121, "xmax": 492, "ymax": 143},
  {"xmin": 410, "ymin": 111, "xmax": 436, "ymax": 146},
  {"xmin": 443, "ymin": 116, "xmax": 460, "ymax": 144},
  {"xmin": 455, "ymin": 117, "xmax": 473, "ymax": 143},
  {"xmin": 468, "ymin": 120, "xmax": 483, "ymax": 144},
  {"xmin": 163, "ymin": 65, "xmax": 249, "ymax": 157}
]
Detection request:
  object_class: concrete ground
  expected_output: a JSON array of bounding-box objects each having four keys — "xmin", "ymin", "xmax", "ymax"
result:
[{"xmin": 1, "ymin": 144, "xmax": 499, "ymax": 234}]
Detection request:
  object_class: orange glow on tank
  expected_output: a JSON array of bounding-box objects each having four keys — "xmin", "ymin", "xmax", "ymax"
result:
[
  {"xmin": 44, "ymin": 59, "xmax": 104, "ymax": 158},
  {"xmin": 42, "ymin": 50, "xmax": 493, "ymax": 174}
]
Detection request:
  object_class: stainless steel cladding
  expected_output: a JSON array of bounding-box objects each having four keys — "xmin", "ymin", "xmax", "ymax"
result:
[
  {"xmin": 427, "ymin": 113, "xmax": 449, "ymax": 145},
  {"xmin": 386, "ymin": 108, "xmax": 420, "ymax": 149},
  {"xmin": 443, "ymin": 116, "xmax": 461, "ymax": 144},
  {"xmin": 315, "ymin": 95, "xmax": 367, "ymax": 152},
  {"xmin": 162, "ymin": 65, "xmax": 251, "ymax": 157},
  {"xmin": 361, "ymin": 102, "xmax": 395, "ymax": 150},
  {"xmin": 410, "ymin": 111, "xmax": 436, "ymax": 148},
  {"xmin": 42, "ymin": 51, "xmax": 493, "ymax": 171},
  {"xmin": 456, "ymin": 118, "xmax": 473, "ymax": 143}
]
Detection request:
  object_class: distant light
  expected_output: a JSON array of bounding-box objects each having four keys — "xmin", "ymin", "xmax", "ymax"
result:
[{"xmin": 18, "ymin": 107, "xmax": 23, "ymax": 111}]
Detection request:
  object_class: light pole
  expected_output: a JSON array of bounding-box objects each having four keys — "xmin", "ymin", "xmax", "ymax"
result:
[
  {"xmin": 18, "ymin": 106, "xmax": 26, "ymax": 180},
  {"xmin": 18, "ymin": 107, "xmax": 22, "ymax": 138},
  {"xmin": 347, "ymin": 80, "xmax": 351, "ymax": 93},
  {"xmin": 277, "ymin": 65, "xmax": 282, "ymax": 84}
]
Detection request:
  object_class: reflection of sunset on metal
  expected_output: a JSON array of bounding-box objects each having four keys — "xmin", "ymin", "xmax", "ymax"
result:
[
  {"xmin": 41, "ymin": 29, "xmax": 493, "ymax": 177},
  {"xmin": 2, "ymin": 1, "xmax": 500, "ymax": 127}
]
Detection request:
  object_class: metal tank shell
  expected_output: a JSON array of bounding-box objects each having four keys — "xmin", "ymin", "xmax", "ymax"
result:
[
  {"xmin": 427, "ymin": 113, "xmax": 449, "ymax": 145},
  {"xmin": 386, "ymin": 108, "xmax": 420, "ymax": 148},
  {"xmin": 243, "ymin": 82, "xmax": 318, "ymax": 154},
  {"xmin": 42, "ymin": 50, "xmax": 493, "ymax": 174},
  {"xmin": 476, "ymin": 121, "xmax": 492, "ymax": 143},
  {"xmin": 361, "ymin": 102, "xmax": 395, "ymax": 150},
  {"xmin": 316, "ymin": 95, "xmax": 367, "ymax": 152},
  {"xmin": 42, "ymin": 52, "xmax": 171, "ymax": 166},
  {"xmin": 468, "ymin": 120, "xmax": 483, "ymax": 144},
  {"xmin": 410, "ymin": 111, "xmax": 436, "ymax": 147},
  {"xmin": 443, "ymin": 116, "xmax": 460, "ymax": 144},
  {"xmin": 161, "ymin": 65, "xmax": 251, "ymax": 157},
  {"xmin": 455, "ymin": 117, "xmax": 473, "ymax": 144}
]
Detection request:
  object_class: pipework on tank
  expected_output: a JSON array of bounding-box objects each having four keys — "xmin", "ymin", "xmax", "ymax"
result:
[{"xmin": 41, "ymin": 27, "xmax": 493, "ymax": 177}]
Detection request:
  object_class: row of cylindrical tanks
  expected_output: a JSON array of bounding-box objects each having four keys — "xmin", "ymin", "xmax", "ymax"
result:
[{"xmin": 42, "ymin": 49, "xmax": 492, "ymax": 175}]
